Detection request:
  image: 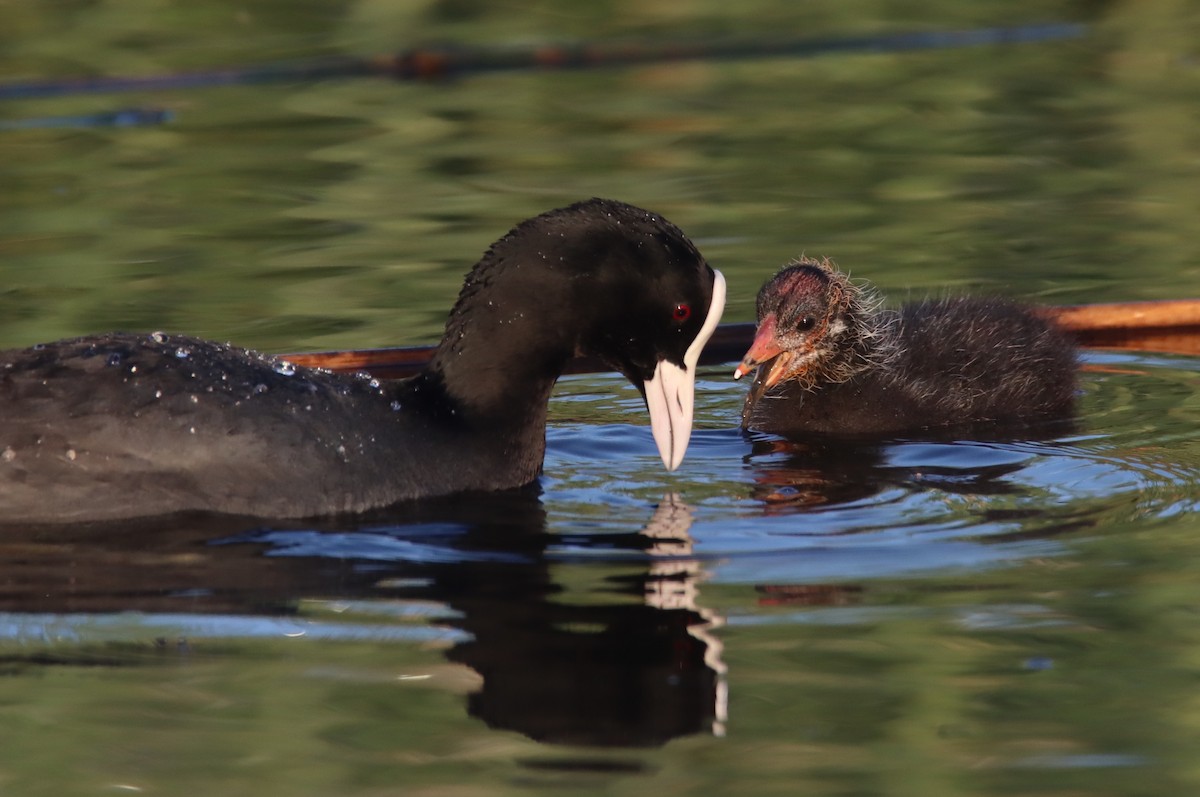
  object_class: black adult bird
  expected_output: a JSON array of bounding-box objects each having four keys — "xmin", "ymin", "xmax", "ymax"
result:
[
  {"xmin": 735, "ymin": 257, "xmax": 1075, "ymax": 437},
  {"xmin": 0, "ymin": 199, "xmax": 725, "ymax": 523}
]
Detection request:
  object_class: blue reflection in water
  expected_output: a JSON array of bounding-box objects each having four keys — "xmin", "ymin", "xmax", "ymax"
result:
[{"xmin": 0, "ymin": 611, "xmax": 468, "ymax": 644}]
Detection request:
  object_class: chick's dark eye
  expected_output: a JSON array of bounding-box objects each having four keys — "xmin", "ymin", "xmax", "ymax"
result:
[
  {"xmin": 672, "ymin": 303, "xmax": 692, "ymax": 323},
  {"xmin": 797, "ymin": 316, "xmax": 815, "ymax": 331}
]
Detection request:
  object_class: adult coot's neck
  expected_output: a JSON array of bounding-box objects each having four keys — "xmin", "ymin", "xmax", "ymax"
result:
[{"xmin": 408, "ymin": 198, "xmax": 723, "ymax": 464}]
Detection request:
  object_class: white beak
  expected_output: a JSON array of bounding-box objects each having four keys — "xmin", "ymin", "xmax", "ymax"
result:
[{"xmin": 644, "ymin": 270, "xmax": 726, "ymax": 470}]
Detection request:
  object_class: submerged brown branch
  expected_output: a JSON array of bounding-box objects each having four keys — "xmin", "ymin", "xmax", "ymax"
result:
[{"xmin": 283, "ymin": 300, "xmax": 1200, "ymax": 380}]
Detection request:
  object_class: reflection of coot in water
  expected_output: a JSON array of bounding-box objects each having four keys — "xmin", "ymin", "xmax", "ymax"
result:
[
  {"xmin": 438, "ymin": 493, "xmax": 724, "ymax": 748},
  {"xmin": 218, "ymin": 492, "xmax": 724, "ymax": 747},
  {"xmin": 745, "ymin": 436, "xmax": 1042, "ymax": 509},
  {"xmin": 0, "ymin": 491, "xmax": 724, "ymax": 748},
  {"xmin": 736, "ymin": 258, "xmax": 1077, "ymax": 438},
  {"xmin": 450, "ymin": 586, "xmax": 720, "ymax": 747},
  {"xmin": 746, "ymin": 437, "xmax": 887, "ymax": 508}
]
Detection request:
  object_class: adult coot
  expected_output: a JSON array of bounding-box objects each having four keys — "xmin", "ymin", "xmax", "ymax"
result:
[
  {"xmin": 735, "ymin": 257, "xmax": 1075, "ymax": 436},
  {"xmin": 0, "ymin": 199, "xmax": 725, "ymax": 523}
]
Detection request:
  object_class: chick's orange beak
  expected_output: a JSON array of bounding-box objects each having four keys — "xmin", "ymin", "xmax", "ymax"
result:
[{"xmin": 734, "ymin": 315, "xmax": 792, "ymax": 389}]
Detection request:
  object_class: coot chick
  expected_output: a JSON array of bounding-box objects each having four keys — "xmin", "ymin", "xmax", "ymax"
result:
[
  {"xmin": 0, "ymin": 198, "xmax": 725, "ymax": 523},
  {"xmin": 735, "ymin": 258, "xmax": 1076, "ymax": 437}
]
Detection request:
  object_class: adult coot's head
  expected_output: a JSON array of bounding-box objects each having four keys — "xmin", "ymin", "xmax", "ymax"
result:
[{"xmin": 430, "ymin": 198, "xmax": 725, "ymax": 471}]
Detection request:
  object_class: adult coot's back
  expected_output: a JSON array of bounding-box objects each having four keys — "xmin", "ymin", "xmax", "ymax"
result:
[
  {"xmin": 0, "ymin": 199, "xmax": 725, "ymax": 523},
  {"xmin": 735, "ymin": 258, "xmax": 1075, "ymax": 437}
]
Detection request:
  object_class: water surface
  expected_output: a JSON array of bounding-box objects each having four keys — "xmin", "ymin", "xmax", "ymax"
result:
[{"xmin": 3, "ymin": 1, "xmax": 1200, "ymax": 795}]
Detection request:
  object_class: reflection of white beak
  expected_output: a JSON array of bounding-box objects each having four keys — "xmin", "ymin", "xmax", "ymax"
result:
[{"xmin": 644, "ymin": 270, "xmax": 727, "ymax": 470}]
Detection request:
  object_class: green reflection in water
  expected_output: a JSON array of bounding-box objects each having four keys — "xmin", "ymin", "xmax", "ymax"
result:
[{"xmin": 1, "ymin": 1, "xmax": 1200, "ymax": 795}]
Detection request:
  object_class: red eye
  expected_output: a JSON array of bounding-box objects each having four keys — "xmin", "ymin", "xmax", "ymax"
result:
[{"xmin": 672, "ymin": 303, "xmax": 692, "ymax": 323}]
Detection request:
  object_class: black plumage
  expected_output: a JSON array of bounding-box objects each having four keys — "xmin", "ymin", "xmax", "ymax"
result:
[
  {"xmin": 0, "ymin": 199, "xmax": 725, "ymax": 523},
  {"xmin": 737, "ymin": 258, "xmax": 1077, "ymax": 437}
]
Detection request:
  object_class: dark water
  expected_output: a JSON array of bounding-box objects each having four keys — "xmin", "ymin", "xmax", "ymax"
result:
[{"xmin": 4, "ymin": 1, "xmax": 1200, "ymax": 794}]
